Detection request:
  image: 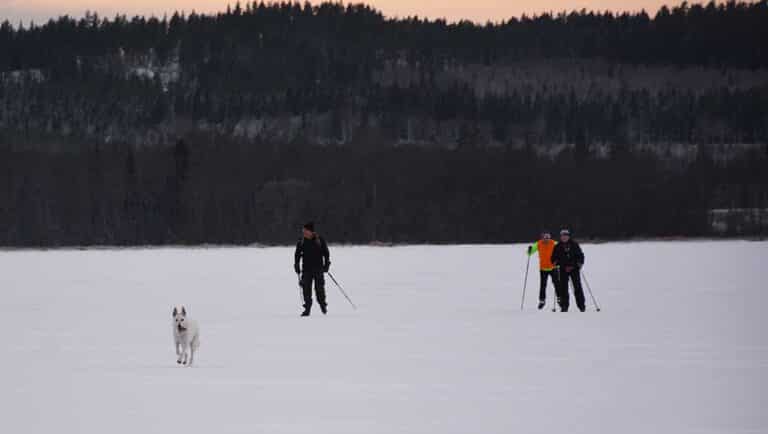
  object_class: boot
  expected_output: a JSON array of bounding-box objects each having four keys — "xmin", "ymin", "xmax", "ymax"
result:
[
  {"xmin": 301, "ymin": 306, "xmax": 310, "ymax": 317},
  {"xmin": 320, "ymin": 304, "xmax": 327, "ymax": 315},
  {"xmin": 537, "ymin": 300, "xmax": 545, "ymax": 310}
]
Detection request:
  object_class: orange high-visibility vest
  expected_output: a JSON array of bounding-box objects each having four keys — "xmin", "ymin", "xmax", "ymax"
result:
[{"xmin": 533, "ymin": 239, "xmax": 556, "ymax": 271}]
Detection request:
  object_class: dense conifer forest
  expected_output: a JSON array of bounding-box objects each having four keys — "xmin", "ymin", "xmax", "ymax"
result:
[{"xmin": 0, "ymin": 1, "xmax": 766, "ymax": 245}]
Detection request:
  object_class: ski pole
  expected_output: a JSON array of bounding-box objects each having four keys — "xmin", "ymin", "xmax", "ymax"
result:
[
  {"xmin": 581, "ymin": 270, "xmax": 601, "ymax": 312},
  {"xmin": 552, "ymin": 268, "xmax": 559, "ymax": 312},
  {"xmin": 520, "ymin": 254, "xmax": 531, "ymax": 311},
  {"xmin": 327, "ymin": 272, "xmax": 357, "ymax": 310}
]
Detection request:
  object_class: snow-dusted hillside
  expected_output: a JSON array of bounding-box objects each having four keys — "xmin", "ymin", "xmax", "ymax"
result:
[{"xmin": 1, "ymin": 241, "xmax": 765, "ymax": 433}]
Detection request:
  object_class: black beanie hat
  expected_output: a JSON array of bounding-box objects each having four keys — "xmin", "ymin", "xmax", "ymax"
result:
[{"xmin": 303, "ymin": 222, "xmax": 315, "ymax": 232}]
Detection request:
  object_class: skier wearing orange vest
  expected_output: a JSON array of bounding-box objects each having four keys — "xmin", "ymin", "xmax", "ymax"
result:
[{"xmin": 527, "ymin": 230, "xmax": 559, "ymax": 310}]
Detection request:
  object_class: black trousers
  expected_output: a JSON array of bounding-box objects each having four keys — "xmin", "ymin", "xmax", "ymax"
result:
[
  {"xmin": 557, "ymin": 268, "xmax": 586, "ymax": 311},
  {"xmin": 301, "ymin": 270, "xmax": 326, "ymax": 309},
  {"xmin": 539, "ymin": 270, "xmax": 558, "ymax": 301}
]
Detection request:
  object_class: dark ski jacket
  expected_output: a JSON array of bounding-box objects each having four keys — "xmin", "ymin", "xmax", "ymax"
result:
[
  {"xmin": 294, "ymin": 235, "xmax": 330, "ymax": 273},
  {"xmin": 550, "ymin": 240, "xmax": 585, "ymax": 270}
]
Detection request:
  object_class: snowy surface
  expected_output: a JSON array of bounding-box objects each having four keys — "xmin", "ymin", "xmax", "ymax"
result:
[{"xmin": 1, "ymin": 241, "xmax": 766, "ymax": 434}]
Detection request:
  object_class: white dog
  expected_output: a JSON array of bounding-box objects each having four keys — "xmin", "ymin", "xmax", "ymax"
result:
[{"xmin": 172, "ymin": 306, "xmax": 200, "ymax": 366}]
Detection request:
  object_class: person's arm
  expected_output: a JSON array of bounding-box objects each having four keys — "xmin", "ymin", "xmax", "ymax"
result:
[
  {"xmin": 550, "ymin": 244, "xmax": 560, "ymax": 267},
  {"xmin": 321, "ymin": 237, "xmax": 331, "ymax": 272},
  {"xmin": 294, "ymin": 241, "xmax": 302, "ymax": 274},
  {"xmin": 575, "ymin": 242, "xmax": 585, "ymax": 268},
  {"xmin": 527, "ymin": 241, "xmax": 539, "ymax": 256}
]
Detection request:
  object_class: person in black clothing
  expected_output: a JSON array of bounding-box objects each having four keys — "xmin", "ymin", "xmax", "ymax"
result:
[
  {"xmin": 294, "ymin": 222, "xmax": 331, "ymax": 317},
  {"xmin": 550, "ymin": 229, "xmax": 586, "ymax": 312}
]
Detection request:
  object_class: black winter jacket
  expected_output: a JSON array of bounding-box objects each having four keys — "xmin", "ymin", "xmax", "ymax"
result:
[
  {"xmin": 550, "ymin": 240, "xmax": 585, "ymax": 269},
  {"xmin": 294, "ymin": 235, "xmax": 330, "ymax": 273}
]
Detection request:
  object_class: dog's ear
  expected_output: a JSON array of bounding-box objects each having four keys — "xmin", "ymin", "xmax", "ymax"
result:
[
  {"xmin": 181, "ymin": 306, "xmax": 186, "ymax": 316},
  {"xmin": 172, "ymin": 307, "xmax": 178, "ymax": 317}
]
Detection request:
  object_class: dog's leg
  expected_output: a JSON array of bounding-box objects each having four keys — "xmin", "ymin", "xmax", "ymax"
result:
[
  {"xmin": 188, "ymin": 335, "xmax": 199, "ymax": 367},
  {"xmin": 182, "ymin": 342, "xmax": 189, "ymax": 365},
  {"xmin": 176, "ymin": 341, "xmax": 183, "ymax": 364}
]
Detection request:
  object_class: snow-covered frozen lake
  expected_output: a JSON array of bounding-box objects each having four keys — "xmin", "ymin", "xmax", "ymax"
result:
[{"xmin": 1, "ymin": 241, "xmax": 765, "ymax": 434}]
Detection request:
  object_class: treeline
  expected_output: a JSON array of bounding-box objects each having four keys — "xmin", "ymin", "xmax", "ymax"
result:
[
  {"xmin": 2, "ymin": 0, "xmax": 767, "ymax": 70},
  {"xmin": 0, "ymin": 139, "xmax": 766, "ymax": 246},
  {"xmin": 1, "ymin": 2, "xmax": 767, "ymax": 149},
  {"xmin": 0, "ymin": 1, "xmax": 767, "ymax": 245},
  {"xmin": 3, "ymin": 74, "xmax": 766, "ymax": 147}
]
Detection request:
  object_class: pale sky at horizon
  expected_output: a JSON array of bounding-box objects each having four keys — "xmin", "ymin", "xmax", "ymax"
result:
[{"xmin": 1, "ymin": 0, "xmax": 702, "ymax": 25}]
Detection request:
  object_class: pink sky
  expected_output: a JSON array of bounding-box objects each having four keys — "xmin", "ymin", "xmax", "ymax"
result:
[{"xmin": 1, "ymin": 0, "xmax": 694, "ymax": 24}]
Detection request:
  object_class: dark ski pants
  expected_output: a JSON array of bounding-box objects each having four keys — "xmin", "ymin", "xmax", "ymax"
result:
[
  {"xmin": 301, "ymin": 270, "xmax": 327, "ymax": 310},
  {"xmin": 539, "ymin": 269, "xmax": 558, "ymax": 302},
  {"xmin": 557, "ymin": 268, "xmax": 586, "ymax": 312}
]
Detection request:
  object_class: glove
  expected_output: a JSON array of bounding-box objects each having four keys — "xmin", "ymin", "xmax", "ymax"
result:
[
  {"xmin": 294, "ymin": 263, "xmax": 300, "ymax": 275},
  {"xmin": 527, "ymin": 246, "xmax": 532, "ymax": 255},
  {"xmin": 323, "ymin": 261, "xmax": 331, "ymax": 273}
]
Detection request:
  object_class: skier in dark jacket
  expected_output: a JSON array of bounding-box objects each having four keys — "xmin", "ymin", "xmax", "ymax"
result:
[
  {"xmin": 550, "ymin": 229, "xmax": 586, "ymax": 312},
  {"xmin": 294, "ymin": 222, "xmax": 331, "ymax": 317}
]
